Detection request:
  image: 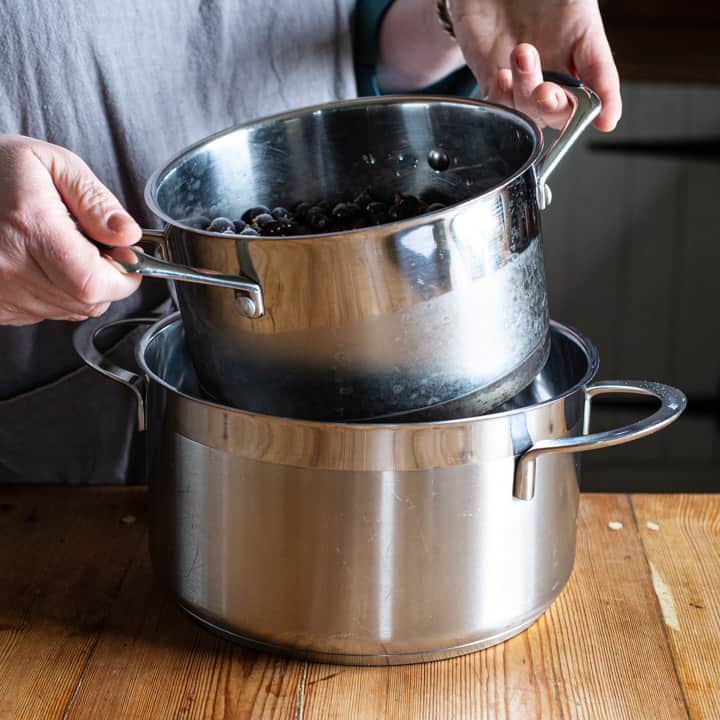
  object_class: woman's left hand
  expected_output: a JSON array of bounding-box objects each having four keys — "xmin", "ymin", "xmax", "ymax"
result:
[
  {"xmin": 377, "ymin": 0, "xmax": 621, "ymax": 131},
  {"xmin": 448, "ymin": 0, "xmax": 621, "ymax": 130}
]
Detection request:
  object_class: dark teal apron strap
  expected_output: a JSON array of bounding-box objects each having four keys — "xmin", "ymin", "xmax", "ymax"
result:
[{"xmin": 353, "ymin": 0, "xmax": 478, "ymax": 97}]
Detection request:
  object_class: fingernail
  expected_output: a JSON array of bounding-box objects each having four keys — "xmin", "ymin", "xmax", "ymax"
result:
[
  {"xmin": 539, "ymin": 91, "xmax": 564, "ymax": 112},
  {"xmin": 107, "ymin": 212, "xmax": 129, "ymax": 234},
  {"xmin": 538, "ymin": 95, "xmax": 558, "ymax": 111},
  {"xmin": 515, "ymin": 50, "xmax": 535, "ymax": 74}
]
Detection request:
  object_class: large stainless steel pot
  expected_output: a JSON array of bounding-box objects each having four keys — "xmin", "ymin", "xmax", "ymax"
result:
[
  {"xmin": 102, "ymin": 75, "xmax": 600, "ymax": 420},
  {"xmin": 74, "ymin": 314, "xmax": 686, "ymax": 665}
]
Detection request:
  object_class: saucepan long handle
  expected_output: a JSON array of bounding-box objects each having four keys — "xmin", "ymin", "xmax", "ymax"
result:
[
  {"xmin": 96, "ymin": 229, "xmax": 265, "ymax": 318},
  {"xmin": 72, "ymin": 316, "xmax": 158, "ymax": 431},
  {"xmin": 513, "ymin": 380, "xmax": 687, "ymax": 501},
  {"xmin": 535, "ymin": 71, "xmax": 602, "ymax": 209}
]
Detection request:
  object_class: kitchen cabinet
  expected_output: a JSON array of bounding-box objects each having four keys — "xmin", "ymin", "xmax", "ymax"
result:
[
  {"xmin": 542, "ymin": 81, "xmax": 720, "ymax": 490},
  {"xmin": 602, "ymin": 0, "xmax": 720, "ymax": 83}
]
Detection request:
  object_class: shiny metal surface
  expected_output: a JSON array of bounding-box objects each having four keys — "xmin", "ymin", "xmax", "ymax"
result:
[
  {"xmin": 535, "ymin": 73, "xmax": 602, "ymax": 209},
  {"xmin": 513, "ymin": 380, "xmax": 687, "ymax": 500},
  {"xmin": 99, "ymin": 230, "xmax": 264, "ymax": 317},
  {"xmin": 139, "ymin": 90, "xmax": 600, "ymax": 420},
  {"xmin": 379, "ymin": 331, "xmax": 551, "ymax": 421},
  {"xmin": 134, "ymin": 315, "xmax": 592, "ymax": 472},
  {"xmin": 149, "ymin": 436, "xmax": 577, "ymax": 664},
  {"xmin": 73, "ymin": 315, "xmax": 685, "ymax": 664},
  {"xmin": 72, "ymin": 317, "xmax": 154, "ymax": 431},
  {"xmin": 177, "ymin": 601, "xmax": 552, "ymax": 665}
]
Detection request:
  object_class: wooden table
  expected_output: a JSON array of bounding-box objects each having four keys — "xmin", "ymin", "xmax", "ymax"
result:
[{"xmin": 0, "ymin": 487, "xmax": 718, "ymax": 719}]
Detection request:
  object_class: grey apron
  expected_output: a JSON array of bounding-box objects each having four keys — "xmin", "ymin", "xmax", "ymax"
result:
[{"xmin": 0, "ymin": 0, "xmax": 356, "ymax": 483}]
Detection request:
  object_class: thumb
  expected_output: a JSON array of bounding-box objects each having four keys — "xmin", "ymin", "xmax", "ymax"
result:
[
  {"xmin": 573, "ymin": 27, "xmax": 622, "ymax": 132},
  {"xmin": 33, "ymin": 143, "xmax": 141, "ymax": 247}
]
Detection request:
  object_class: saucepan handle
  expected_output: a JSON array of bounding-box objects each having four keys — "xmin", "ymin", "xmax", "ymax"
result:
[
  {"xmin": 513, "ymin": 380, "xmax": 687, "ymax": 501},
  {"xmin": 535, "ymin": 71, "xmax": 602, "ymax": 209},
  {"xmin": 72, "ymin": 316, "xmax": 158, "ymax": 431},
  {"xmin": 96, "ymin": 229, "xmax": 265, "ymax": 319}
]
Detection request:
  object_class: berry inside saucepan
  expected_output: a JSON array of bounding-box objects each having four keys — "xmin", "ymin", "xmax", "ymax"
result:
[{"xmin": 200, "ymin": 188, "xmax": 448, "ymax": 237}]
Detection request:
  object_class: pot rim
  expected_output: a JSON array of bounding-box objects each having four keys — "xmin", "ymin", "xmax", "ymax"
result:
[
  {"xmin": 143, "ymin": 94, "xmax": 544, "ymax": 241},
  {"xmin": 136, "ymin": 313, "xmax": 600, "ymax": 430}
]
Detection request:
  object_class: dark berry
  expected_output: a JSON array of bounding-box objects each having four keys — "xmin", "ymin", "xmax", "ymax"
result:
[
  {"xmin": 207, "ymin": 216, "xmax": 235, "ymax": 233},
  {"xmin": 252, "ymin": 213, "xmax": 275, "ymax": 229},
  {"xmin": 353, "ymin": 188, "xmax": 374, "ymax": 210},
  {"xmin": 265, "ymin": 220, "xmax": 292, "ymax": 236},
  {"xmin": 241, "ymin": 205, "xmax": 271, "ymax": 224},
  {"xmin": 233, "ymin": 186, "xmax": 448, "ymax": 237},
  {"xmin": 366, "ymin": 201, "xmax": 387, "ymax": 217},
  {"xmin": 308, "ymin": 210, "xmax": 331, "ymax": 232},
  {"xmin": 280, "ymin": 221, "xmax": 300, "ymax": 235},
  {"xmin": 388, "ymin": 194, "xmax": 426, "ymax": 221},
  {"xmin": 332, "ymin": 202, "xmax": 361, "ymax": 225},
  {"xmin": 239, "ymin": 227, "xmax": 260, "ymax": 236},
  {"xmin": 293, "ymin": 201, "xmax": 312, "ymax": 221}
]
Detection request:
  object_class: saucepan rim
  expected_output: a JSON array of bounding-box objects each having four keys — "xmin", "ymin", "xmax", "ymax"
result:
[
  {"xmin": 143, "ymin": 94, "xmax": 544, "ymax": 241},
  {"xmin": 136, "ymin": 313, "xmax": 600, "ymax": 429}
]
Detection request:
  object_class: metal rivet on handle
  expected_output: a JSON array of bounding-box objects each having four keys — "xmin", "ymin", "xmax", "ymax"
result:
[
  {"xmin": 538, "ymin": 183, "xmax": 553, "ymax": 210},
  {"xmin": 235, "ymin": 295, "xmax": 257, "ymax": 317}
]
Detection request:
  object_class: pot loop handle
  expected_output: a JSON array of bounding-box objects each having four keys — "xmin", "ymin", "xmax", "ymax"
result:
[
  {"xmin": 99, "ymin": 229, "xmax": 265, "ymax": 319},
  {"xmin": 513, "ymin": 380, "xmax": 687, "ymax": 501},
  {"xmin": 535, "ymin": 71, "xmax": 602, "ymax": 210},
  {"xmin": 72, "ymin": 316, "xmax": 158, "ymax": 432}
]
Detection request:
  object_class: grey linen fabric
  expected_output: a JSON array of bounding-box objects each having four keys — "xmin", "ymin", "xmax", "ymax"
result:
[{"xmin": 0, "ymin": 0, "xmax": 356, "ymax": 482}]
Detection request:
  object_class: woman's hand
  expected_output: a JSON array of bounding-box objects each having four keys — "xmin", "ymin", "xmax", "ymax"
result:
[
  {"xmin": 450, "ymin": 0, "xmax": 621, "ymax": 131},
  {"xmin": 377, "ymin": 0, "xmax": 621, "ymax": 131},
  {"xmin": 0, "ymin": 135, "xmax": 141, "ymax": 326}
]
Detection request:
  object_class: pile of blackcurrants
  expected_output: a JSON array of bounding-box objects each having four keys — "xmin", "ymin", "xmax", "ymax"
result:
[{"xmin": 204, "ymin": 189, "xmax": 447, "ymax": 237}]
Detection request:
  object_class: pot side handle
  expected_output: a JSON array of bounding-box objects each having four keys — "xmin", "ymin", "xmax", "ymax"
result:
[
  {"xmin": 98, "ymin": 229, "xmax": 265, "ymax": 319},
  {"xmin": 513, "ymin": 380, "xmax": 687, "ymax": 501},
  {"xmin": 72, "ymin": 317, "xmax": 158, "ymax": 432},
  {"xmin": 535, "ymin": 71, "xmax": 602, "ymax": 210}
]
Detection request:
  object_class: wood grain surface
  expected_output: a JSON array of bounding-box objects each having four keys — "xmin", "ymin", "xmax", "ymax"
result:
[
  {"xmin": 632, "ymin": 494, "xmax": 720, "ymax": 720},
  {"xmin": 0, "ymin": 488, "xmax": 146, "ymax": 720},
  {"xmin": 300, "ymin": 494, "xmax": 687, "ymax": 720},
  {"xmin": 0, "ymin": 487, "xmax": 717, "ymax": 719}
]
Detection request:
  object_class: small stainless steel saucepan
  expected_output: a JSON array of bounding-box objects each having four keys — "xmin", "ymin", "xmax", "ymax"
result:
[{"xmin": 98, "ymin": 73, "xmax": 600, "ymax": 421}]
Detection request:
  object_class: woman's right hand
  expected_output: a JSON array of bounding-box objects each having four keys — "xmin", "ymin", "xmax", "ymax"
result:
[{"xmin": 0, "ymin": 134, "xmax": 142, "ymax": 326}]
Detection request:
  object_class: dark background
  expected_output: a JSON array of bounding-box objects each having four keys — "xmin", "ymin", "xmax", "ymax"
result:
[{"xmin": 542, "ymin": 0, "xmax": 720, "ymax": 491}]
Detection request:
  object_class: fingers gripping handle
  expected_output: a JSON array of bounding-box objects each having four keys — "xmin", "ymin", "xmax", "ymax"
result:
[
  {"xmin": 513, "ymin": 380, "xmax": 687, "ymax": 501},
  {"xmin": 536, "ymin": 71, "xmax": 602, "ymax": 209},
  {"xmin": 96, "ymin": 229, "xmax": 265, "ymax": 319}
]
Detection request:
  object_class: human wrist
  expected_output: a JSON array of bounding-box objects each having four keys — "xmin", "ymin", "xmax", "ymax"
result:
[{"xmin": 377, "ymin": 0, "xmax": 464, "ymax": 91}]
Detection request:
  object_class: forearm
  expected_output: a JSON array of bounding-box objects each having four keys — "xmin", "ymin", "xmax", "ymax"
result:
[{"xmin": 377, "ymin": 0, "xmax": 465, "ymax": 91}]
